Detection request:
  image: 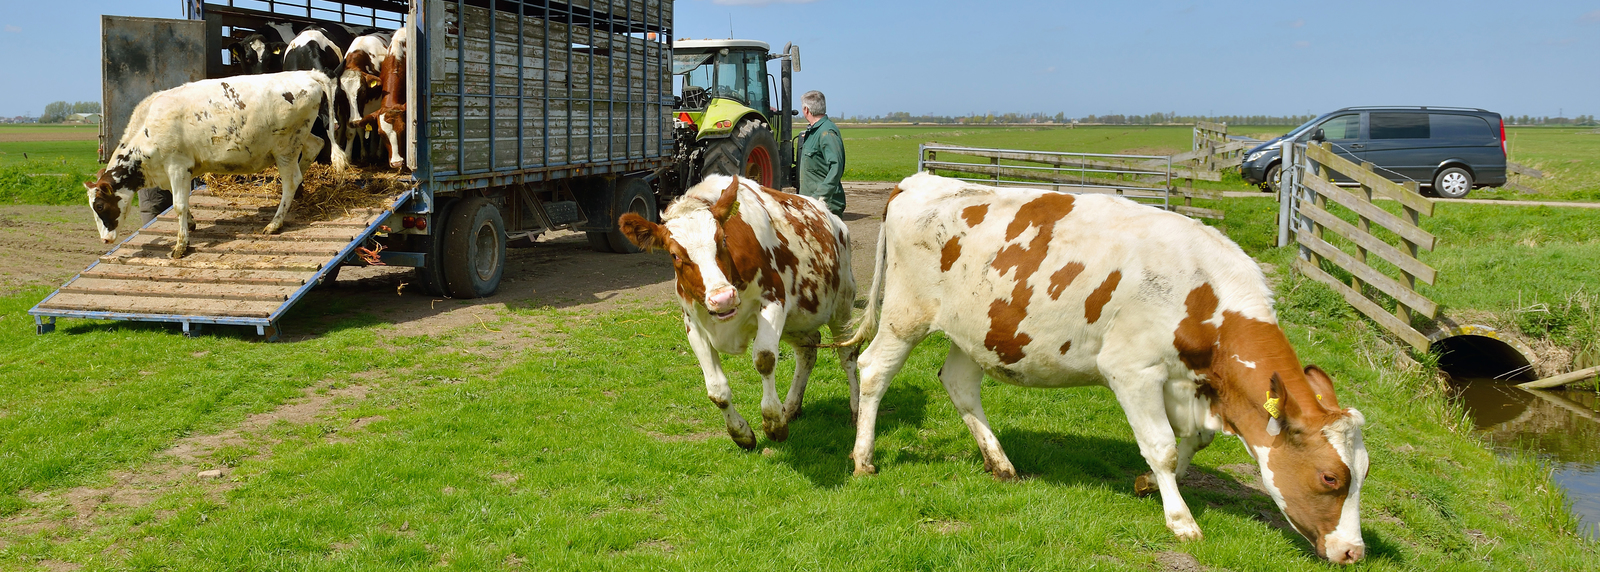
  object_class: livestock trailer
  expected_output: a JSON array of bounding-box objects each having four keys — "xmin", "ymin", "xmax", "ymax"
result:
[{"xmin": 32, "ymin": 0, "xmax": 675, "ymax": 339}]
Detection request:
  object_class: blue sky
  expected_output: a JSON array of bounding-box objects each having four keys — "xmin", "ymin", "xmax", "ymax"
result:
[{"xmin": 2, "ymin": 0, "xmax": 1595, "ymax": 118}]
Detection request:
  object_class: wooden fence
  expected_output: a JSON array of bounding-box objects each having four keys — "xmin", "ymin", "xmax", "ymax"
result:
[
  {"xmin": 1187, "ymin": 121, "xmax": 1251, "ymax": 172},
  {"xmin": 1278, "ymin": 141, "xmax": 1440, "ymax": 349},
  {"xmin": 919, "ymin": 143, "xmax": 1224, "ymax": 219}
]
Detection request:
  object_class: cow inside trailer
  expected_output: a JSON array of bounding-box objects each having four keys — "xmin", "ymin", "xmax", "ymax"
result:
[{"xmin": 35, "ymin": 0, "xmax": 676, "ymax": 339}]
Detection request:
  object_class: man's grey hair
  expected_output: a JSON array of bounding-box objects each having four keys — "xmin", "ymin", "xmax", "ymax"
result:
[{"xmin": 801, "ymin": 90, "xmax": 826, "ymax": 116}]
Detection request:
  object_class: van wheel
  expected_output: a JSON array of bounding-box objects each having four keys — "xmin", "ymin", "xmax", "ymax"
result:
[
  {"xmin": 1263, "ymin": 163, "xmax": 1282, "ymax": 193},
  {"xmin": 1433, "ymin": 167, "xmax": 1473, "ymax": 199},
  {"xmin": 442, "ymin": 197, "xmax": 506, "ymax": 298}
]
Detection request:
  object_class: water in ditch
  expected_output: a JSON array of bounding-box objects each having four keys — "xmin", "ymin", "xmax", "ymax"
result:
[{"xmin": 1447, "ymin": 376, "xmax": 1600, "ymax": 537}]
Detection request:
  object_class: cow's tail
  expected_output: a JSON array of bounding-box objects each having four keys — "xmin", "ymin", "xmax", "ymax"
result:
[
  {"xmin": 827, "ymin": 214, "xmax": 888, "ymax": 349},
  {"xmin": 315, "ymin": 71, "xmax": 350, "ymax": 170}
]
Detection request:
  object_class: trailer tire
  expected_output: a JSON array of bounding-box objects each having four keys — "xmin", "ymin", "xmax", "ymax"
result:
[
  {"xmin": 586, "ymin": 232, "xmax": 615, "ymax": 253},
  {"xmin": 410, "ymin": 200, "xmax": 454, "ymax": 297},
  {"xmin": 702, "ymin": 119, "xmax": 777, "ymax": 187},
  {"xmin": 605, "ymin": 177, "xmax": 657, "ymax": 254},
  {"xmin": 442, "ymin": 197, "xmax": 506, "ymax": 298}
]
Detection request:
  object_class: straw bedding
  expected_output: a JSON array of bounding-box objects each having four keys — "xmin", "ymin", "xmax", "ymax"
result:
[{"xmin": 203, "ymin": 164, "xmax": 411, "ymax": 221}]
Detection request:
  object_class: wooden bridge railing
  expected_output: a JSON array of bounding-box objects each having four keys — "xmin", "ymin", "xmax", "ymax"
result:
[{"xmin": 1278, "ymin": 141, "xmax": 1440, "ymax": 350}]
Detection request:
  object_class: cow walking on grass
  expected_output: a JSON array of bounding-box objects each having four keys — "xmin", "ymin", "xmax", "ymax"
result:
[
  {"xmin": 619, "ymin": 175, "xmax": 860, "ymax": 449},
  {"xmin": 841, "ymin": 172, "xmax": 1369, "ymax": 563},
  {"xmin": 86, "ymin": 71, "xmax": 341, "ymax": 258}
]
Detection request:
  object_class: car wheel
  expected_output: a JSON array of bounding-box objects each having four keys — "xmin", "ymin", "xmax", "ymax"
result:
[
  {"xmin": 1432, "ymin": 167, "xmax": 1473, "ymax": 199},
  {"xmin": 1263, "ymin": 163, "xmax": 1282, "ymax": 194}
]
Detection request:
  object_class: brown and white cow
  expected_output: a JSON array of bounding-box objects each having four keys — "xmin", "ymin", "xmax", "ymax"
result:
[
  {"xmin": 841, "ymin": 172, "xmax": 1369, "ymax": 563},
  {"xmin": 336, "ymin": 34, "xmax": 389, "ymax": 164},
  {"xmin": 619, "ymin": 175, "xmax": 860, "ymax": 449},
  {"xmin": 352, "ymin": 41, "xmax": 407, "ymax": 170}
]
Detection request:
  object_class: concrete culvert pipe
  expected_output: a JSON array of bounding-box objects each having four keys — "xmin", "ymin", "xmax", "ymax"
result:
[{"xmin": 1433, "ymin": 332, "xmax": 1538, "ymax": 383}]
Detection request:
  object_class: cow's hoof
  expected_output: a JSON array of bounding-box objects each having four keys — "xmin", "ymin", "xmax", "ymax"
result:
[
  {"xmin": 853, "ymin": 463, "xmax": 877, "ymax": 477},
  {"xmin": 1134, "ymin": 473, "xmax": 1158, "ymax": 497},
  {"xmin": 991, "ymin": 467, "xmax": 1019, "ymax": 482},
  {"xmin": 762, "ymin": 418, "xmax": 790, "ymax": 442},
  {"xmin": 1169, "ymin": 522, "xmax": 1203, "ymax": 542},
  {"xmin": 169, "ymin": 245, "xmax": 188, "ymax": 259},
  {"xmin": 263, "ymin": 222, "xmax": 282, "ymax": 234},
  {"xmin": 728, "ymin": 427, "xmax": 758, "ymax": 451}
]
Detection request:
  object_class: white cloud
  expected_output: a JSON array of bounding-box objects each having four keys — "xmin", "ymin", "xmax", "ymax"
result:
[
  {"xmin": 1581, "ymin": 10, "xmax": 1600, "ymax": 23},
  {"xmin": 3, "ymin": 25, "xmax": 21, "ymax": 33},
  {"xmin": 712, "ymin": 0, "xmax": 816, "ymax": 5}
]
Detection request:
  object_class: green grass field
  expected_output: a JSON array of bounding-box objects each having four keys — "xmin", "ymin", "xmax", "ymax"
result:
[
  {"xmin": 3, "ymin": 192, "xmax": 1599, "ymax": 569},
  {"xmin": 0, "ymin": 125, "xmax": 101, "ymax": 206}
]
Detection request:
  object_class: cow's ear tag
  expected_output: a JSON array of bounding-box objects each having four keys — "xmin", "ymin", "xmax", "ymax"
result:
[
  {"xmin": 1262, "ymin": 393, "xmax": 1280, "ymax": 418},
  {"xmin": 1266, "ymin": 418, "xmax": 1282, "ymax": 436},
  {"xmin": 370, "ymin": 80, "xmax": 380, "ymax": 88},
  {"xmin": 273, "ymin": 48, "xmax": 281, "ymax": 54},
  {"xmin": 365, "ymin": 124, "xmax": 373, "ymax": 133}
]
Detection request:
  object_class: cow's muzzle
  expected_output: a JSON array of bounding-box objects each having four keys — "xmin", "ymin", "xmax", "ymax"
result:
[{"xmin": 705, "ymin": 287, "xmax": 739, "ymax": 321}]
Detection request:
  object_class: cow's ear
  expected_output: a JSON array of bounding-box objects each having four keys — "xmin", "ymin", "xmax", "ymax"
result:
[
  {"xmin": 710, "ymin": 177, "xmax": 740, "ymax": 222},
  {"xmin": 1302, "ymin": 365, "xmax": 1341, "ymax": 410},
  {"xmin": 1264, "ymin": 373, "xmax": 1289, "ymax": 436},
  {"xmin": 618, "ymin": 213, "xmax": 666, "ymax": 251}
]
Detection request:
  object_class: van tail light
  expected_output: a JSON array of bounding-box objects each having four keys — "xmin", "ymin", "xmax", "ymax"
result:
[{"xmin": 1499, "ymin": 117, "xmax": 1507, "ymax": 156}]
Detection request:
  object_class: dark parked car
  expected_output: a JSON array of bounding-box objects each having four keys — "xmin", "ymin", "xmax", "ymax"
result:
[{"xmin": 1240, "ymin": 107, "xmax": 1506, "ymax": 198}]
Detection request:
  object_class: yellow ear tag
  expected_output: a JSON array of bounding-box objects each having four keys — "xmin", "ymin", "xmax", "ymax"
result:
[
  {"xmin": 1316, "ymin": 394, "xmax": 1323, "ymax": 403},
  {"xmin": 370, "ymin": 80, "xmax": 380, "ymax": 88},
  {"xmin": 272, "ymin": 49, "xmax": 281, "ymax": 54},
  {"xmin": 1263, "ymin": 394, "xmax": 1281, "ymax": 418},
  {"xmin": 365, "ymin": 124, "xmax": 373, "ymax": 133}
]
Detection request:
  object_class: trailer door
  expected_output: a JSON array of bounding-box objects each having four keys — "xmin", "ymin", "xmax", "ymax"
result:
[{"xmin": 100, "ymin": 15, "xmax": 206, "ymax": 162}]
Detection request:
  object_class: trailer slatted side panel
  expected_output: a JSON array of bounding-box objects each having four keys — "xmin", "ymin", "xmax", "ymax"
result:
[{"xmin": 426, "ymin": 0, "xmax": 672, "ymax": 186}]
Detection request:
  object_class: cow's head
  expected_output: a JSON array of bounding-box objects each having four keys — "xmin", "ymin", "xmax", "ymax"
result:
[
  {"xmin": 339, "ymin": 50, "xmax": 384, "ymax": 125},
  {"xmin": 619, "ymin": 176, "xmax": 748, "ymax": 321},
  {"xmin": 1253, "ymin": 367, "xmax": 1369, "ymax": 564},
  {"xmin": 84, "ymin": 176, "xmax": 135, "ymax": 243}
]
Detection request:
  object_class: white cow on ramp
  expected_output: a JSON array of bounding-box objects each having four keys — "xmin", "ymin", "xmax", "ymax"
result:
[
  {"xmin": 86, "ymin": 71, "xmax": 341, "ymax": 258},
  {"xmin": 841, "ymin": 172, "xmax": 1369, "ymax": 563}
]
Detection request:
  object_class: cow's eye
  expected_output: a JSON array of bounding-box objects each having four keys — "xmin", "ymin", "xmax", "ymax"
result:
[{"xmin": 1320, "ymin": 472, "xmax": 1339, "ymax": 489}]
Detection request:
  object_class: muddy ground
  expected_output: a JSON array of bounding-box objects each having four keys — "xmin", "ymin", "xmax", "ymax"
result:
[{"xmin": 2, "ymin": 183, "xmax": 897, "ymax": 337}]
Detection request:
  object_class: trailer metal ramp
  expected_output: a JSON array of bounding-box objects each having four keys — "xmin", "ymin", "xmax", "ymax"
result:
[{"xmin": 30, "ymin": 187, "xmax": 414, "ymax": 341}]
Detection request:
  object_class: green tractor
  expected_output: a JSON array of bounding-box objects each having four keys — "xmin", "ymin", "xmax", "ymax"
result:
[{"xmin": 670, "ymin": 39, "xmax": 802, "ymax": 190}]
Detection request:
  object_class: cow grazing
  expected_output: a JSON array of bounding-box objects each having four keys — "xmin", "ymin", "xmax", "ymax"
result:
[
  {"xmin": 85, "ymin": 71, "xmax": 340, "ymax": 258},
  {"xmin": 842, "ymin": 173, "xmax": 1369, "ymax": 563},
  {"xmin": 336, "ymin": 34, "xmax": 390, "ymax": 164},
  {"xmin": 226, "ymin": 33, "xmax": 287, "ymax": 74},
  {"xmin": 618, "ymin": 175, "xmax": 860, "ymax": 449}
]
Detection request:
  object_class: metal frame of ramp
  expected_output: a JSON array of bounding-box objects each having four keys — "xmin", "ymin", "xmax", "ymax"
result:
[{"xmin": 30, "ymin": 187, "xmax": 415, "ymax": 341}]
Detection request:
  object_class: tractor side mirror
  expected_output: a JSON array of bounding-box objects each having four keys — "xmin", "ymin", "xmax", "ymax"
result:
[{"xmin": 784, "ymin": 43, "xmax": 801, "ymax": 72}]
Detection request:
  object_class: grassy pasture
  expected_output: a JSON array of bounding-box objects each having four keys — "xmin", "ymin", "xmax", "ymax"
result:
[
  {"xmin": 0, "ymin": 126, "xmax": 100, "ymax": 206},
  {"xmin": 3, "ymin": 198, "xmax": 1600, "ymax": 569}
]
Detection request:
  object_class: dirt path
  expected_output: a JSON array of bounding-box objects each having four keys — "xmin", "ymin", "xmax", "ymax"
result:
[{"xmin": 0, "ymin": 206, "xmax": 113, "ymax": 296}]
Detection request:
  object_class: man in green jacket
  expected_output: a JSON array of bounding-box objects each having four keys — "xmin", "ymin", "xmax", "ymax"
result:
[{"xmin": 798, "ymin": 90, "xmax": 846, "ymax": 217}]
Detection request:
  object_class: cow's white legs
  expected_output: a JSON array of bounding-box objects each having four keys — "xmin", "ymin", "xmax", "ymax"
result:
[
  {"xmin": 268, "ymin": 154, "xmax": 304, "ymax": 235},
  {"xmin": 850, "ymin": 329, "xmax": 924, "ymax": 476},
  {"xmin": 685, "ymin": 316, "xmax": 756, "ymax": 449},
  {"xmin": 939, "ymin": 345, "xmax": 1017, "ymax": 480},
  {"xmin": 1107, "ymin": 364, "xmax": 1202, "ymax": 541},
  {"xmin": 754, "ymin": 303, "xmax": 790, "ymax": 441},
  {"xmin": 783, "ymin": 331, "xmax": 819, "ymax": 422},
  {"xmin": 166, "ymin": 165, "xmax": 194, "ymax": 259}
]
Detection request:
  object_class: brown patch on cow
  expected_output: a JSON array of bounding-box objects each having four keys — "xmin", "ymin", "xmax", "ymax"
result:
[
  {"xmin": 1045, "ymin": 261, "xmax": 1085, "ymax": 300},
  {"xmin": 940, "ymin": 236, "xmax": 962, "ymax": 272},
  {"xmin": 884, "ymin": 185, "xmax": 904, "ymax": 215},
  {"xmin": 755, "ymin": 351, "xmax": 776, "ymax": 376},
  {"xmin": 219, "ymin": 82, "xmax": 245, "ymax": 109},
  {"xmin": 961, "ymin": 204, "xmax": 988, "ymax": 227},
  {"xmin": 1172, "ymin": 283, "xmax": 1220, "ymax": 369},
  {"xmin": 984, "ymin": 193, "xmax": 1076, "ymax": 364},
  {"xmin": 1059, "ymin": 340, "xmax": 1072, "ymax": 354},
  {"xmin": 1083, "ymin": 270, "xmax": 1121, "ymax": 324},
  {"xmin": 282, "ymin": 91, "xmax": 295, "ymax": 103}
]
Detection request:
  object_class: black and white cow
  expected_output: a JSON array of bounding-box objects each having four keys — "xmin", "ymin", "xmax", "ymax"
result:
[
  {"xmin": 226, "ymin": 33, "xmax": 288, "ymax": 75},
  {"xmin": 281, "ymin": 28, "xmax": 346, "ymax": 168},
  {"xmin": 85, "ymin": 71, "xmax": 342, "ymax": 258}
]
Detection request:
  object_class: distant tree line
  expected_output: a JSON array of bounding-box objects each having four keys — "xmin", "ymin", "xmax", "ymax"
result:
[
  {"xmin": 39, "ymin": 101, "xmax": 102, "ymax": 123},
  {"xmin": 841, "ymin": 111, "xmax": 1597, "ymax": 127}
]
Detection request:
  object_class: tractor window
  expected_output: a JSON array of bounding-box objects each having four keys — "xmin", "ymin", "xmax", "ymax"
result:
[{"xmin": 672, "ymin": 52, "xmax": 713, "ymax": 75}]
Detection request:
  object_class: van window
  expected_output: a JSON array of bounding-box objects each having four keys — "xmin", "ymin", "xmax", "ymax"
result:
[
  {"xmin": 1370, "ymin": 113, "xmax": 1430, "ymax": 139},
  {"xmin": 1319, "ymin": 114, "xmax": 1360, "ymax": 140},
  {"xmin": 1430, "ymin": 114, "xmax": 1493, "ymax": 141}
]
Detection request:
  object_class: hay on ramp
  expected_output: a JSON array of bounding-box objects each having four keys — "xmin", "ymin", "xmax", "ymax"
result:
[{"xmin": 203, "ymin": 164, "xmax": 411, "ymax": 221}]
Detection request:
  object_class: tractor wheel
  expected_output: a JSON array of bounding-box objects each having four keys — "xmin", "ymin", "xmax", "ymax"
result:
[
  {"xmin": 702, "ymin": 119, "xmax": 777, "ymax": 187},
  {"xmin": 441, "ymin": 197, "xmax": 506, "ymax": 298}
]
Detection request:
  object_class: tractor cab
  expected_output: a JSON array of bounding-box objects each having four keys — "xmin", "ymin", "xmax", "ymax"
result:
[{"xmin": 671, "ymin": 39, "xmax": 800, "ymax": 189}]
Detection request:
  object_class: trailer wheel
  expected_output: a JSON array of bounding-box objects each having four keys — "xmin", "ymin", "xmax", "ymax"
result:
[
  {"xmin": 442, "ymin": 197, "xmax": 506, "ymax": 298},
  {"xmin": 410, "ymin": 200, "xmax": 454, "ymax": 297},
  {"xmin": 585, "ymin": 231, "xmax": 615, "ymax": 253},
  {"xmin": 702, "ymin": 119, "xmax": 777, "ymax": 187},
  {"xmin": 605, "ymin": 177, "xmax": 657, "ymax": 254}
]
